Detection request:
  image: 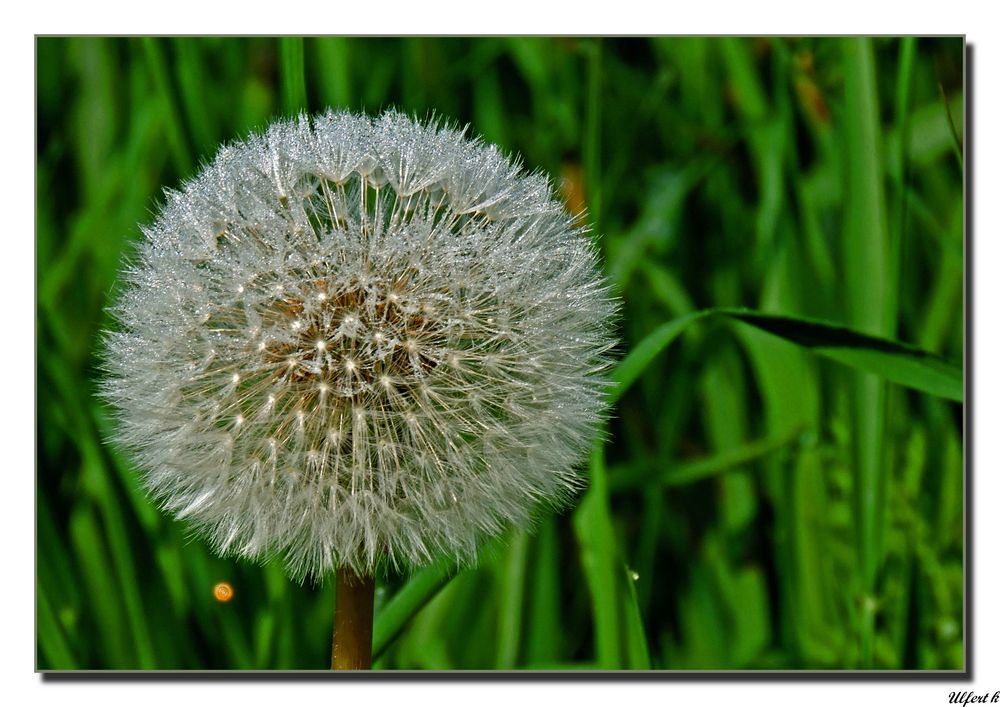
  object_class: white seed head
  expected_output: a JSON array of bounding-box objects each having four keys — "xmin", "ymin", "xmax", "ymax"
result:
[{"xmin": 101, "ymin": 109, "xmax": 616, "ymax": 580}]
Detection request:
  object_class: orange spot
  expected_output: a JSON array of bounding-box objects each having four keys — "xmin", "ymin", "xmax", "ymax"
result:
[{"xmin": 213, "ymin": 581, "xmax": 234, "ymax": 603}]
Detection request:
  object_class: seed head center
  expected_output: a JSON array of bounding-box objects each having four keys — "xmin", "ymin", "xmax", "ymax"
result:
[{"xmin": 259, "ymin": 279, "xmax": 440, "ymax": 401}]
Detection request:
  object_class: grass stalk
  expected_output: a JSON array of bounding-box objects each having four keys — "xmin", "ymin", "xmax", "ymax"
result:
[
  {"xmin": 841, "ymin": 37, "xmax": 891, "ymax": 668},
  {"xmin": 280, "ymin": 37, "xmax": 309, "ymax": 115},
  {"xmin": 139, "ymin": 37, "xmax": 194, "ymax": 176}
]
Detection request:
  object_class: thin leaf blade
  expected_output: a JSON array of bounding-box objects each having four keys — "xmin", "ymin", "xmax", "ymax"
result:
[{"xmin": 717, "ymin": 309, "xmax": 962, "ymax": 402}]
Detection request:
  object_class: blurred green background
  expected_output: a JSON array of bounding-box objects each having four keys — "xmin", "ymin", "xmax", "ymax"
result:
[{"xmin": 36, "ymin": 37, "xmax": 964, "ymax": 670}]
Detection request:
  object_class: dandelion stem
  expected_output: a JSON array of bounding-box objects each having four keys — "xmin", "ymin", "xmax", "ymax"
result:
[{"xmin": 331, "ymin": 568, "xmax": 375, "ymax": 670}]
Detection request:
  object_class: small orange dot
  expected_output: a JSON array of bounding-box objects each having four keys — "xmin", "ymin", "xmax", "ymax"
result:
[{"xmin": 213, "ymin": 581, "xmax": 234, "ymax": 603}]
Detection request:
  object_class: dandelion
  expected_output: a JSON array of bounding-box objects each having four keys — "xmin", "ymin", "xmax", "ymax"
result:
[{"xmin": 101, "ymin": 109, "xmax": 616, "ymax": 668}]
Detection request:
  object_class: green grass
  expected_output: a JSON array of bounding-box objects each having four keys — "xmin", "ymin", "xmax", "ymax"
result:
[{"xmin": 36, "ymin": 36, "xmax": 964, "ymax": 670}]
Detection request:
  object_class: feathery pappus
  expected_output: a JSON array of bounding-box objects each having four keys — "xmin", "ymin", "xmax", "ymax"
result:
[{"xmin": 101, "ymin": 110, "xmax": 616, "ymax": 580}]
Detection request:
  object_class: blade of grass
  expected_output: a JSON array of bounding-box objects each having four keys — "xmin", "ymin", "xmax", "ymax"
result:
[
  {"xmin": 610, "ymin": 310, "xmax": 709, "ymax": 403},
  {"xmin": 68, "ymin": 507, "xmax": 129, "ymax": 667},
  {"xmin": 371, "ymin": 558, "xmax": 455, "ymax": 661},
  {"xmin": 67, "ymin": 38, "xmax": 118, "ymax": 201},
  {"xmin": 392, "ymin": 568, "xmax": 485, "ymax": 669},
  {"xmin": 671, "ymin": 564, "xmax": 730, "ymax": 668},
  {"xmin": 613, "ymin": 309, "xmax": 961, "ymax": 407},
  {"xmin": 938, "ymin": 83, "xmax": 964, "ymax": 170},
  {"xmin": 703, "ymin": 533, "xmax": 770, "ymax": 667},
  {"xmin": 609, "ymin": 425, "xmax": 803, "ymax": 491},
  {"xmin": 717, "ymin": 310, "xmax": 962, "ymax": 402},
  {"xmin": 572, "ymin": 440, "xmax": 622, "ymax": 668},
  {"xmin": 584, "ymin": 38, "xmax": 603, "ymax": 230},
  {"xmin": 473, "ymin": 67, "xmax": 508, "ymax": 146},
  {"xmin": 82, "ymin": 449, "xmax": 158, "ymax": 669},
  {"xmin": 495, "ymin": 529, "xmax": 528, "ymax": 668},
  {"xmin": 620, "ymin": 564, "xmax": 651, "ymax": 669},
  {"xmin": 140, "ymin": 37, "xmax": 193, "ymax": 176},
  {"xmin": 37, "ymin": 584, "xmax": 78, "ymax": 670},
  {"xmin": 633, "ymin": 478, "xmax": 664, "ymax": 615},
  {"xmin": 280, "ymin": 37, "xmax": 308, "ymax": 115},
  {"xmin": 174, "ymin": 38, "xmax": 219, "ymax": 156},
  {"xmin": 889, "ymin": 37, "xmax": 917, "ymax": 333},
  {"xmin": 735, "ymin": 220, "xmax": 828, "ymax": 662},
  {"xmin": 524, "ymin": 517, "xmax": 562, "ymax": 664},
  {"xmin": 41, "ymin": 352, "xmax": 158, "ymax": 669},
  {"xmin": 312, "ymin": 37, "xmax": 351, "ymax": 108},
  {"xmin": 401, "ymin": 39, "xmax": 429, "ymax": 113},
  {"xmin": 881, "ymin": 38, "xmax": 918, "ymax": 668},
  {"xmin": 37, "ymin": 492, "xmax": 82, "ymax": 621},
  {"xmin": 701, "ymin": 345, "xmax": 757, "ymax": 532},
  {"xmin": 722, "ymin": 37, "xmax": 784, "ymax": 254},
  {"xmin": 842, "ymin": 36, "xmax": 892, "ymax": 667},
  {"xmin": 642, "ymin": 263, "xmax": 696, "ymax": 316},
  {"xmin": 254, "ymin": 611, "xmax": 276, "ymax": 669},
  {"xmin": 608, "ymin": 160, "xmax": 714, "ymax": 287}
]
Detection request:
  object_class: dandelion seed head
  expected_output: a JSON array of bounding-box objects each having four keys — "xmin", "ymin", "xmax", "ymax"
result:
[{"xmin": 101, "ymin": 109, "xmax": 616, "ymax": 580}]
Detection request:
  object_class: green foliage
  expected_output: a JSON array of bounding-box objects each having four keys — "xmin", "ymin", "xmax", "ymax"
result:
[{"xmin": 36, "ymin": 36, "xmax": 964, "ymax": 670}]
